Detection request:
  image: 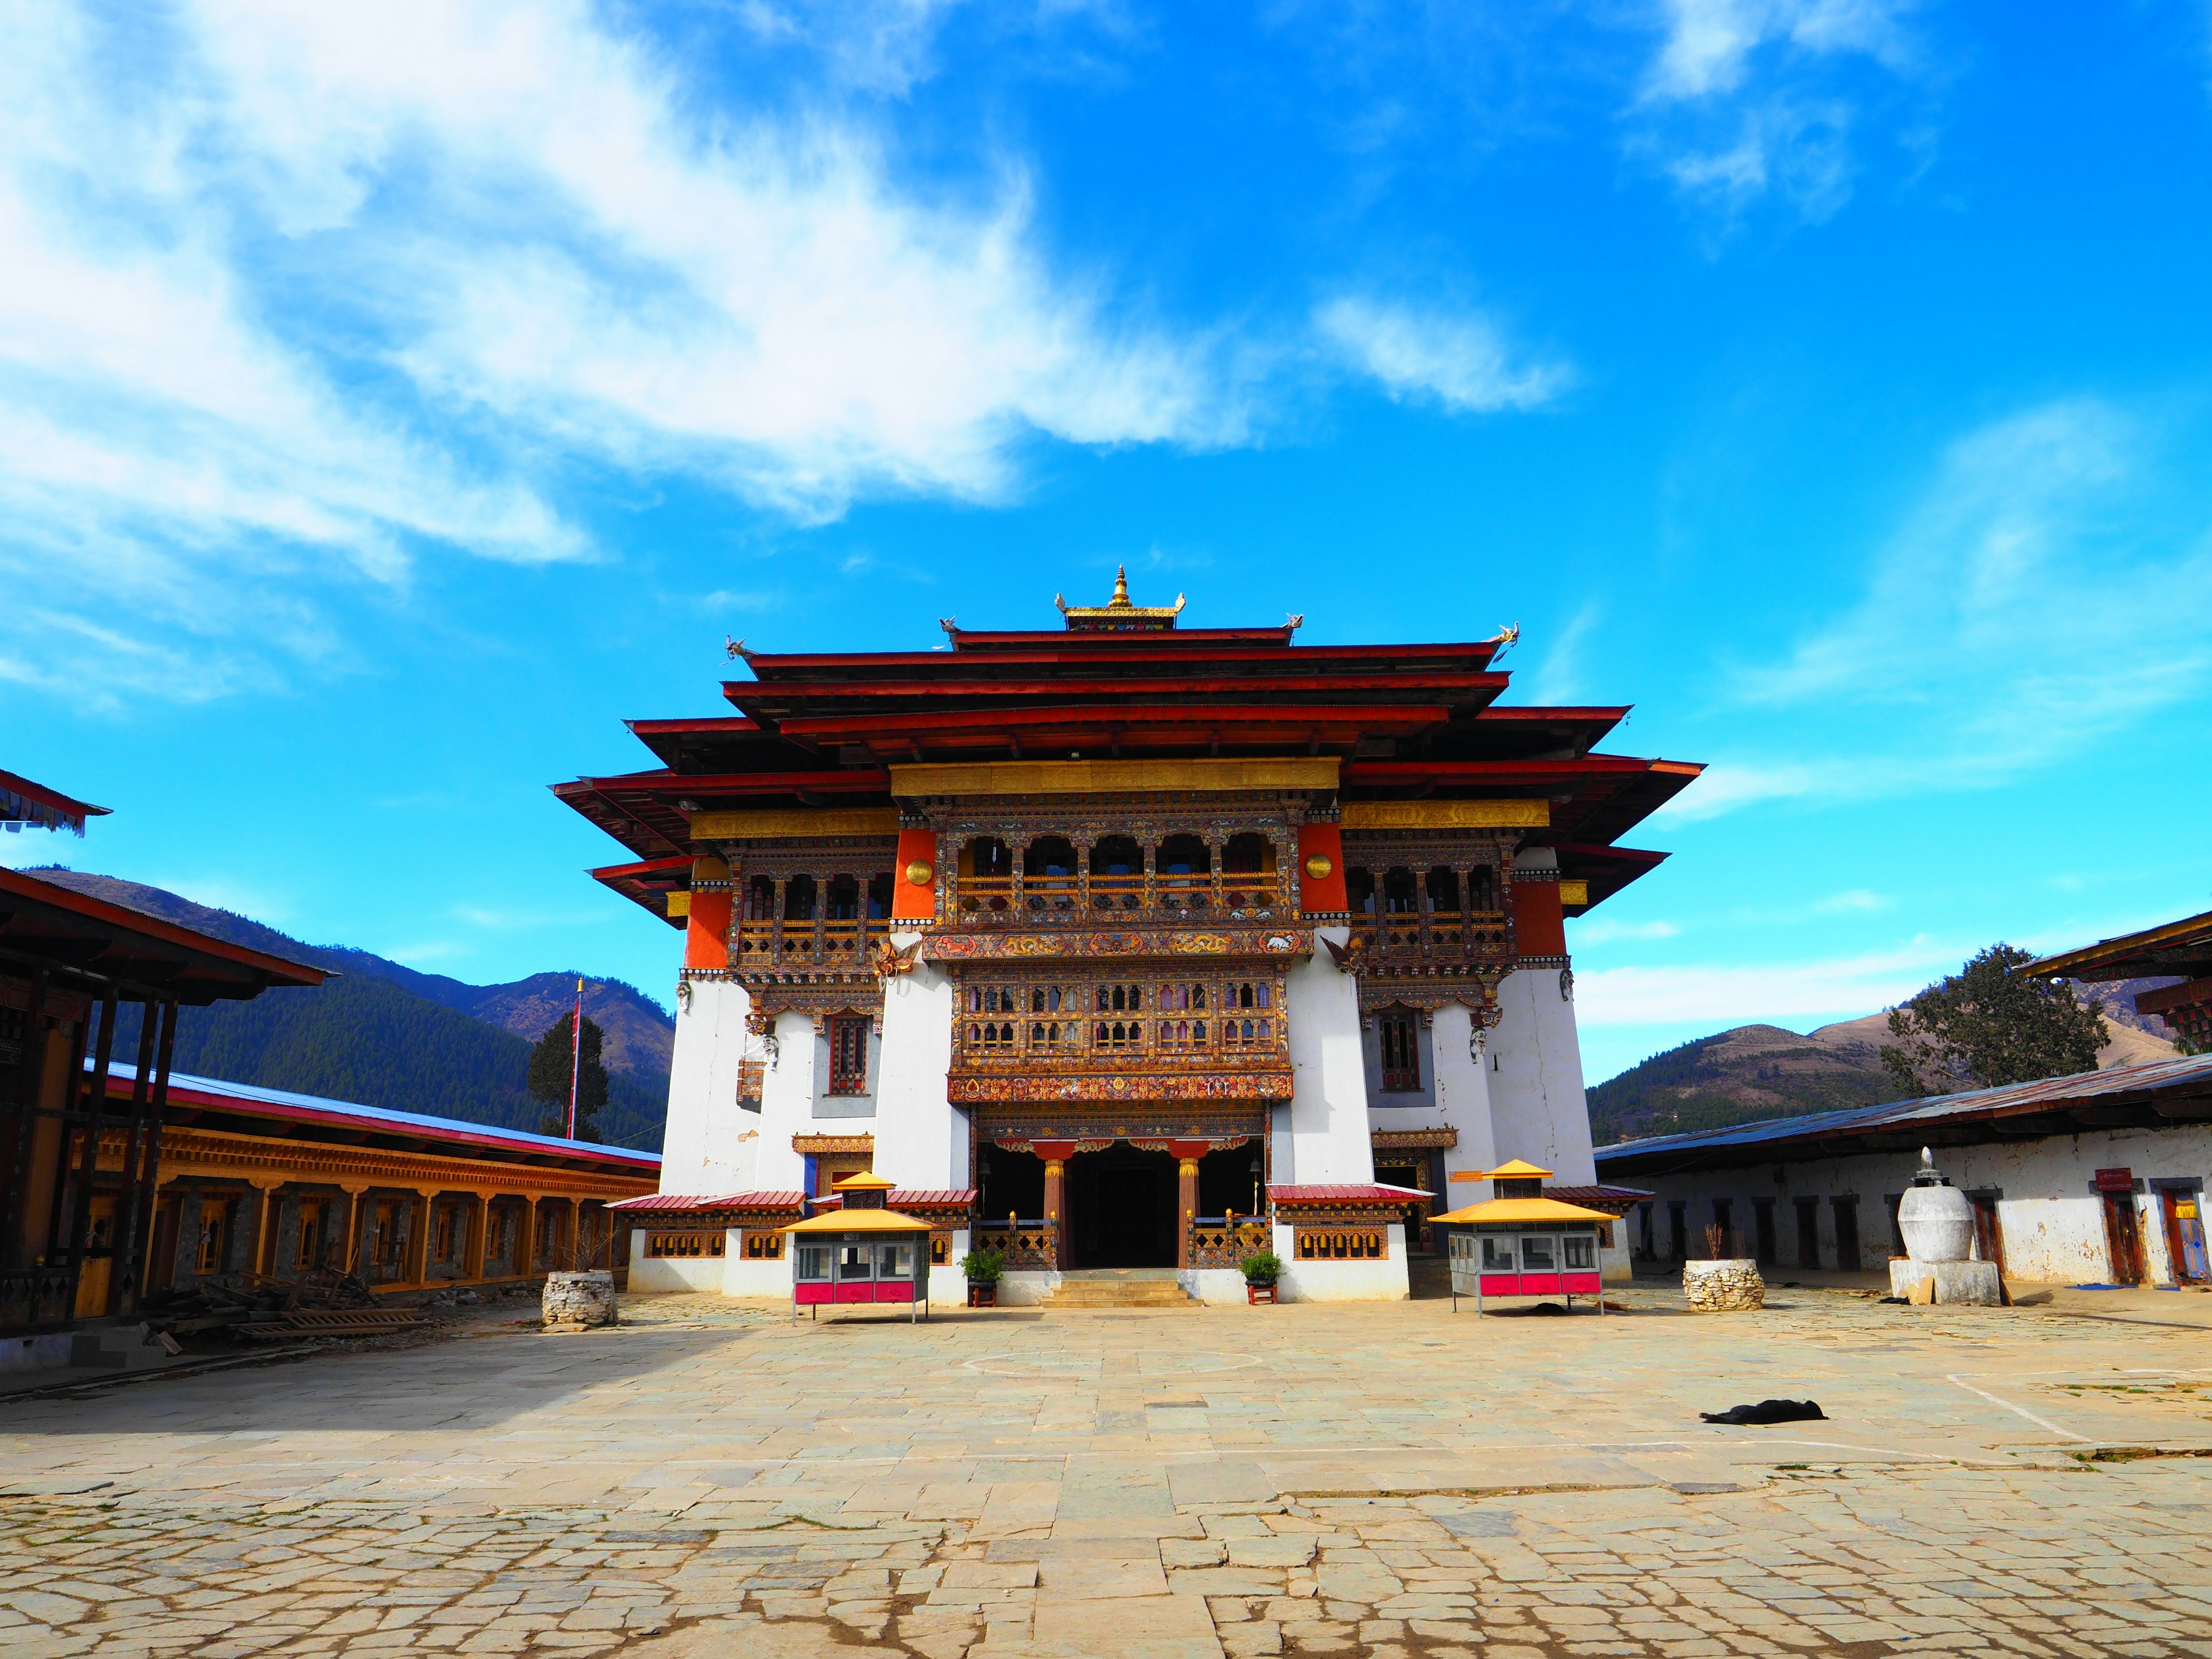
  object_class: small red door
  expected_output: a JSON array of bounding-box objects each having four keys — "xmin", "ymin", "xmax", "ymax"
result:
[{"xmin": 2103, "ymin": 1193, "xmax": 2146, "ymax": 1285}]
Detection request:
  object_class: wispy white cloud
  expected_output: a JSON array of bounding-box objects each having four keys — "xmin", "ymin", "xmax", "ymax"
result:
[
  {"xmin": 0, "ymin": 1, "xmax": 1249, "ymax": 702},
  {"xmin": 1633, "ymin": 0, "xmax": 1918, "ymax": 222},
  {"xmin": 1813, "ymin": 888, "xmax": 1892, "ymax": 915},
  {"xmin": 1526, "ymin": 603, "xmax": 1601, "ymax": 706},
  {"xmin": 1664, "ymin": 397, "xmax": 2212, "ymax": 821},
  {"xmin": 1316, "ymin": 297, "xmax": 1569, "ymax": 414},
  {"xmin": 1574, "ymin": 938, "xmax": 1948, "ymax": 1027},
  {"xmin": 1571, "ymin": 916, "xmax": 1681, "ymax": 945}
]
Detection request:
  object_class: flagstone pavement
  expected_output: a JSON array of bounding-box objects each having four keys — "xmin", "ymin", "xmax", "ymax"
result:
[{"xmin": 6, "ymin": 1286, "xmax": 2212, "ymax": 1659}]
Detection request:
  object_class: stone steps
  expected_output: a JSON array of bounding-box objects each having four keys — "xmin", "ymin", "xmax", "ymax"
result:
[{"xmin": 1046, "ymin": 1271, "xmax": 1195, "ymax": 1309}]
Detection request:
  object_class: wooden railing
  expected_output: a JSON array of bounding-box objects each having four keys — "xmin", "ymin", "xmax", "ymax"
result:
[
  {"xmin": 956, "ymin": 1012, "xmax": 1287, "ymax": 1065},
  {"xmin": 973, "ymin": 1219, "xmax": 1056, "ymax": 1269},
  {"xmin": 732, "ymin": 915, "xmax": 891, "ymax": 968},
  {"xmin": 1187, "ymin": 1217, "xmax": 1272, "ymax": 1270},
  {"xmin": 1349, "ymin": 908, "xmax": 1511, "ymax": 959}
]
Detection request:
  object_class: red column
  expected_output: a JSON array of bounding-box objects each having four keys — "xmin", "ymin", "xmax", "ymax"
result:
[
  {"xmin": 1032, "ymin": 1138, "xmax": 1078, "ymax": 1271},
  {"xmin": 1176, "ymin": 1159, "xmax": 1199, "ymax": 1268}
]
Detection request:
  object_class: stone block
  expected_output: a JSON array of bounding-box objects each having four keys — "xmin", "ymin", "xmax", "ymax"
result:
[
  {"xmin": 1887, "ymin": 1259, "xmax": 2002, "ymax": 1306},
  {"xmin": 541, "ymin": 1273, "xmax": 617, "ymax": 1331},
  {"xmin": 1682, "ymin": 1260, "xmax": 1764, "ymax": 1313}
]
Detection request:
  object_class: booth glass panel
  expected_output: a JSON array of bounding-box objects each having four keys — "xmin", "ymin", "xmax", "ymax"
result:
[
  {"xmin": 1519, "ymin": 1236, "xmax": 1556, "ymax": 1272},
  {"xmin": 877, "ymin": 1242, "xmax": 915, "ymax": 1280},
  {"xmin": 1479, "ymin": 1237, "xmax": 1515, "ymax": 1271},
  {"xmin": 1562, "ymin": 1236, "xmax": 1597, "ymax": 1271},
  {"xmin": 838, "ymin": 1244, "xmax": 874, "ymax": 1280},
  {"xmin": 796, "ymin": 1245, "xmax": 832, "ymax": 1281}
]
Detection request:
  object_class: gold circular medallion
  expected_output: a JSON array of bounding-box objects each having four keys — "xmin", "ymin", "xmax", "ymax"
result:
[
  {"xmin": 905, "ymin": 860, "xmax": 935, "ymax": 887},
  {"xmin": 1303, "ymin": 854, "xmax": 1334, "ymax": 881}
]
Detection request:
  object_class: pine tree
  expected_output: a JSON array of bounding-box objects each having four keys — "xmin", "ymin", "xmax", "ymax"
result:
[
  {"xmin": 528, "ymin": 1010, "xmax": 609, "ymax": 1139},
  {"xmin": 1882, "ymin": 944, "xmax": 2108, "ymax": 1097}
]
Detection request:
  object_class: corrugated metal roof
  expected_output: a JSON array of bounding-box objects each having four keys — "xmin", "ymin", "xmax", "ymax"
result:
[
  {"xmin": 103, "ymin": 1060, "xmax": 660, "ymax": 1169},
  {"xmin": 1268, "ymin": 1183, "xmax": 1432, "ymax": 1203},
  {"xmin": 608, "ymin": 1191, "xmax": 803, "ymax": 1211},
  {"xmin": 813, "ymin": 1189, "xmax": 978, "ymax": 1211},
  {"xmin": 1595, "ymin": 1052, "xmax": 2212, "ymax": 1168}
]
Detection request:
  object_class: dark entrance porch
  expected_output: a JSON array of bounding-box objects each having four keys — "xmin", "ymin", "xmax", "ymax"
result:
[{"xmin": 1068, "ymin": 1147, "xmax": 1177, "ymax": 1267}]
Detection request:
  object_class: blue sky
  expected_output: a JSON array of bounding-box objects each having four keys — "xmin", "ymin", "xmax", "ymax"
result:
[{"xmin": 5, "ymin": 1, "xmax": 2211, "ymax": 1085}]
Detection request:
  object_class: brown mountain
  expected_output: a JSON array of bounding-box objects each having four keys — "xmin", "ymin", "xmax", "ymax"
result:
[{"xmin": 1591, "ymin": 984, "xmax": 2181, "ymax": 1147}]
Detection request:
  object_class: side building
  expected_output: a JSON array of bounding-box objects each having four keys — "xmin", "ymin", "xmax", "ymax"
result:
[
  {"xmin": 563, "ymin": 578, "xmax": 1702, "ymax": 1302},
  {"xmin": 1596, "ymin": 1054, "xmax": 2212, "ymax": 1288}
]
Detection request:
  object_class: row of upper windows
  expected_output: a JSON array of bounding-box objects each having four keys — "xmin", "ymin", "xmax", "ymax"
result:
[
  {"xmin": 964, "ymin": 982, "xmax": 1274, "ymax": 1014},
  {"xmin": 1348, "ymin": 866, "xmax": 1499, "ymax": 914},
  {"xmin": 741, "ymin": 873, "xmax": 894, "ymax": 923},
  {"xmin": 959, "ymin": 833, "xmax": 1279, "ymax": 878}
]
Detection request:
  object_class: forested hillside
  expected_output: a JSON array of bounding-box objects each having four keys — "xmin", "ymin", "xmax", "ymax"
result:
[{"xmin": 24, "ymin": 869, "xmax": 672, "ymax": 1150}]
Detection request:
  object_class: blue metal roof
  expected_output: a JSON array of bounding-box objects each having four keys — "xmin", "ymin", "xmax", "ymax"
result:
[
  {"xmin": 1594, "ymin": 1051, "xmax": 2212, "ymax": 1168},
  {"xmin": 96, "ymin": 1059, "xmax": 661, "ymax": 1168}
]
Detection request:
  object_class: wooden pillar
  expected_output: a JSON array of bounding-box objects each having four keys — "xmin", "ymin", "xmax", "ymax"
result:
[
  {"xmin": 125, "ymin": 1000, "xmax": 177, "ymax": 1297},
  {"xmin": 565, "ymin": 1198, "xmax": 581, "ymax": 1271},
  {"xmin": 107, "ymin": 995, "xmax": 160, "ymax": 1313},
  {"xmin": 338, "ymin": 1184, "xmax": 369, "ymax": 1275},
  {"xmin": 1043, "ymin": 1159, "xmax": 1067, "ymax": 1270},
  {"xmin": 402, "ymin": 1191, "xmax": 434, "ymax": 1286},
  {"xmin": 243, "ymin": 1181, "xmax": 279, "ymax": 1279},
  {"xmin": 1177, "ymin": 1158, "xmax": 1199, "ymax": 1268},
  {"xmin": 463, "ymin": 1193, "xmax": 489, "ymax": 1281}
]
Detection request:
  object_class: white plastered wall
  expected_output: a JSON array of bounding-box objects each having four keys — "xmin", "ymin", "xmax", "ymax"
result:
[
  {"xmin": 1486, "ymin": 968, "xmax": 1596, "ymax": 1184},
  {"xmin": 1279, "ymin": 928, "xmax": 1375, "ymax": 1185},
  {"xmin": 1612, "ymin": 1124, "xmax": 2212, "ymax": 1286},
  {"xmin": 1430, "ymin": 1002, "xmax": 1498, "ymax": 1185},
  {"xmin": 751, "ymin": 1010, "xmax": 816, "ymax": 1193},
  {"xmin": 1271, "ymin": 1220, "xmax": 1409, "ymax": 1301},
  {"xmin": 658, "ymin": 979, "xmax": 760, "ymax": 1195},
  {"xmin": 627, "ymin": 1227, "xmax": 740, "ymax": 1294},
  {"xmin": 874, "ymin": 938, "xmax": 964, "ymax": 1190}
]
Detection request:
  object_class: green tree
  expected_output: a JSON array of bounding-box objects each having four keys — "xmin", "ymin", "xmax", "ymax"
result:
[
  {"xmin": 528, "ymin": 1009, "xmax": 608, "ymax": 1139},
  {"xmin": 1882, "ymin": 944, "xmax": 2108, "ymax": 1097}
]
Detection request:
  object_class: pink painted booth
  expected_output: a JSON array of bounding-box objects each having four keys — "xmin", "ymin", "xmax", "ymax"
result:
[
  {"xmin": 1434, "ymin": 1160, "xmax": 1613, "ymax": 1316},
  {"xmin": 786, "ymin": 1173, "xmax": 934, "ymax": 1322}
]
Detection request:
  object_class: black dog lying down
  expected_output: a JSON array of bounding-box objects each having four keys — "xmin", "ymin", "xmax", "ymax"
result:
[{"xmin": 1699, "ymin": 1399, "xmax": 1826, "ymax": 1425}]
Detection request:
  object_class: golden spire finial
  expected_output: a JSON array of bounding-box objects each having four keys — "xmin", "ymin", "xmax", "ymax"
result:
[{"xmin": 1109, "ymin": 565, "xmax": 1131, "ymax": 608}]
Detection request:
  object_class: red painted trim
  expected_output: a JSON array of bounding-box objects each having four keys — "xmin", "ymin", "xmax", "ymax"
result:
[
  {"xmin": 893, "ymin": 829, "xmax": 938, "ymax": 922},
  {"xmin": 1298, "ymin": 823, "xmax": 1347, "ymax": 915},
  {"xmin": 684, "ymin": 889, "xmax": 732, "ymax": 970},
  {"xmin": 571, "ymin": 769, "xmax": 888, "ymax": 794},
  {"xmin": 734, "ymin": 673, "xmax": 1508, "ymax": 702},
  {"xmin": 0, "ymin": 767, "xmax": 110, "ymax": 824},
  {"xmin": 590, "ymin": 856, "xmax": 692, "ymax": 880},
  {"xmin": 781, "ymin": 703, "xmax": 1452, "ymax": 737},
  {"xmin": 1511, "ymin": 881, "xmax": 1565, "ymax": 958}
]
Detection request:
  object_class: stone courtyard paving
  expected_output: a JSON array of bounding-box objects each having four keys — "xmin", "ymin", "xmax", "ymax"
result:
[{"xmin": 6, "ymin": 1287, "xmax": 2212, "ymax": 1659}]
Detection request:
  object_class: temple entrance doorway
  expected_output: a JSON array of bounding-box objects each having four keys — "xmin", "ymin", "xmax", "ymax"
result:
[{"xmin": 1068, "ymin": 1146, "xmax": 1178, "ymax": 1267}]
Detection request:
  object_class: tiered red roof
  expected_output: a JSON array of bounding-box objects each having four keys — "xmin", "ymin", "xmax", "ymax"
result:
[{"xmin": 555, "ymin": 588, "xmax": 1702, "ymax": 919}]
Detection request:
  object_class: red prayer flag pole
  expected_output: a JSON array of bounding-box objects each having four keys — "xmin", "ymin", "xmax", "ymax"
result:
[{"xmin": 567, "ymin": 976, "xmax": 583, "ymax": 1140}]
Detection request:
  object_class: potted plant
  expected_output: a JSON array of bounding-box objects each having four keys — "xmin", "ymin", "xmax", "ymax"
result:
[
  {"xmin": 1240, "ymin": 1249, "xmax": 1282, "ymax": 1305},
  {"xmin": 961, "ymin": 1247, "xmax": 1005, "ymax": 1308}
]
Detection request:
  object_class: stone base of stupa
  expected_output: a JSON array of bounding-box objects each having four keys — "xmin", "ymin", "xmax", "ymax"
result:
[{"xmin": 1889, "ymin": 1258, "xmax": 2002, "ymax": 1306}]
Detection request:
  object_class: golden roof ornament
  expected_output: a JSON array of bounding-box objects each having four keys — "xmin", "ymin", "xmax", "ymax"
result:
[{"xmin": 1055, "ymin": 565, "xmax": 1186, "ymax": 630}]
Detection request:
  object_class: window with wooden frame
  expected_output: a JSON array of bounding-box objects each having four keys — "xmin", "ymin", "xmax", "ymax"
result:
[
  {"xmin": 196, "ymin": 1207, "xmax": 227, "ymax": 1274},
  {"xmin": 295, "ymin": 1199, "xmax": 324, "ymax": 1268},
  {"xmin": 1294, "ymin": 1226, "xmax": 1388, "ymax": 1260},
  {"xmin": 1378, "ymin": 1010, "xmax": 1421, "ymax": 1092},
  {"xmin": 828, "ymin": 1016, "xmax": 870, "ymax": 1094},
  {"xmin": 433, "ymin": 1206, "xmax": 454, "ymax": 1261},
  {"xmin": 647, "ymin": 1232, "xmax": 726, "ymax": 1259},
  {"xmin": 743, "ymin": 1230, "xmax": 783, "ymax": 1260}
]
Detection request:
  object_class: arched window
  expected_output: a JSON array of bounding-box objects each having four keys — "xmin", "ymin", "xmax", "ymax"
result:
[
  {"xmin": 1426, "ymin": 868, "xmax": 1460, "ymax": 914},
  {"xmin": 960, "ymin": 838, "xmax": 1013, "ymax": 915},
  {"xmin": 824, "ymin": 874, "xmax": 860, "ymax": 920},
  {"xmin": 1158, "ymin": 834, "xmax": 1211, "ymax": 911}
]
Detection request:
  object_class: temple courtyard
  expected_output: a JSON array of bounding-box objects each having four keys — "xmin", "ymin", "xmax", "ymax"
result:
[{"xmin": 6, "ymin": 1287, "xmax": 2212, "ymax": 1659}]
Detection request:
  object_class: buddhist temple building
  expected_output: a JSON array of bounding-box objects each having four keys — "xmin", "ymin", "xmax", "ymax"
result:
[{"xmin": 563, "ymin": 575, "xmax": 1702, "ymax": 1302}]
